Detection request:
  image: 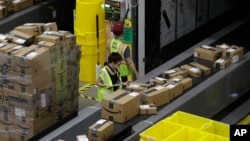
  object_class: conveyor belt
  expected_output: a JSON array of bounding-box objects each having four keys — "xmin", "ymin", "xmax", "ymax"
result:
[{"xmin": 39, "ymin": 13, "xmax": 250, "ymax": 141}]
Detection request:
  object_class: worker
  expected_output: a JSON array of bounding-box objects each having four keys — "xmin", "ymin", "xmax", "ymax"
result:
[
  {"xmin": 96, "ymin": 52, "xmax": 124, "ymax": 101},
  {"xmin": 106, "ymin": 21, "xmax": 139, "ymax": 82}
]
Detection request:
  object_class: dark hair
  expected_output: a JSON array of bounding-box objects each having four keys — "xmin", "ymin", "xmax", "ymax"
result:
[{"xmin": 108, "ymin": 52, "xmax": 122, "ymax": 64}]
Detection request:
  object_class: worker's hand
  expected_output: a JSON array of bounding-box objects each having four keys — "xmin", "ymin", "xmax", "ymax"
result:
[
  {"xmin": 106, "ymin": 84, "xmax": 111, "ymax": 89},
  {"xmin": 135, "ymin": 73, "xmax": 140, "ymax": 80}
]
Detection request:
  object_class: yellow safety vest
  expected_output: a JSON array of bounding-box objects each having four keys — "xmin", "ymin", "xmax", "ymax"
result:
[
  {"xmin": 97, "ymin": 67, "xmax": 122, "ymax": 102},
  {"xmin": 109, "ymin": 38, "xmax": 132, "ymax": 76}
]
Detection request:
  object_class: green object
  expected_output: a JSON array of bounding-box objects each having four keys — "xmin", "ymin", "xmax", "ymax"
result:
[{"xmin": 122, "ymin": 27, "xmax": 133, "ymax": 43}]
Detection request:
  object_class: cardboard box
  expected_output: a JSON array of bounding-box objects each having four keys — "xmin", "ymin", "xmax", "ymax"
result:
[
  {"xmin": 163, "ymin": 80, "xmax": 184, "ymax": 100},
  {"xmin": 0, "ymin": 34, "xmax": 13, "ymax": 43},
  {"xmin": 15, "ymin": 25, "xmax": 41, "ymax": 36},
  {"xmin": 101, "ymin": 89, "xmax": 140, "ymax": 123},
  {"xmin": 223, "ymin": 45, "xmax": 244, "ymax": 63},
  {"xmin": 149, "ymin": 76, "xmax": 168, "ymax": 86},
  {"xmin": 194, "ymin": 45, "xmax": 222, "ymax": 62},
  {"xmin": 88, "ymin": 119, "xmax": 114, "ymax": 141},
  {"xmin": 139, "ymin": 104, "xmax": 157, "ymax": 115},
  {"xmin": 216, "ymin": 43, "xmax": 231, "ymax": 51},
  {"xmin": 141, "ymin": 85, "xmax": 170, "ymax": 107},
  {"xmin": 8, "ymin": 30, "xmax": 34, "ymax": 45},
  {"xmin": 171, "ymin": 75, "xmax": 192, "ymax": 90},
  {"xmin": 180, "ymin": 64, "xmax": 202, "ymax": 78},
  {"xmin": 189, "ymin": 62, "xmax": 211, "ymax": 75},
  {"xmin": 44, "ymin": 22, "xmax": 58, "ymax": 31},
  {"xmin": 162, "ymin": 67, "xmax": 188, "ymax": 79},
  {"xmin": 125, "ymin": 82, "xmax": 151, "ymax": 92},
  {"xmin": 11, "ymin": 0, "xmax": 33, "ymax": 12},
  {"xmin": 213, "ymin": 57, "xmax": 231, "ymax": 69},
  {"xmin": 23, "ymin": 23, "xmax": 46, "ymax": 34},
  {"xmin": 0, "ymin": 6, "xmax": 7, "ymax": 20}
]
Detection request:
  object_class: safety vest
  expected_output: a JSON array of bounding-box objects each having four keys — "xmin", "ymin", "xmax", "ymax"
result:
[
  {"xmin": 97, "ymin": 67, "xmax": 122, "ymax": 101},
  {"xmin": 109, "ymin": 38, "xmax": 132, "ymax": 76}
]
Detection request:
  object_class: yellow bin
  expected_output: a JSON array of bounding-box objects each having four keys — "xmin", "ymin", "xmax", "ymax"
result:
[{"xmin": 75, "ymin": 0, "xmax": 106, "ymax": 83}]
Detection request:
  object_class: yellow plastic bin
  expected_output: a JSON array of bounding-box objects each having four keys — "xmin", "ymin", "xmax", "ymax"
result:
[
  {"xmin": 198, "ymin": 134, "xmax": 229, "ymax": 141},
  {"xmin": 201, "ymin": 120, "xmax": 230, "ymax": 138},
  {"xmin": 139, "ymin": 120, "xmax": 184, "ymax": 141},
  {"xmin": 164, "ymin": 111, "xmax": 212, "ymax": 130},
  {"xmin": 75, "ymin": 0, "xmax": 106, "ymax": 83},
  {"xmin": 166, "ymin": 127, "xmax": 207, "ymax": 141}
]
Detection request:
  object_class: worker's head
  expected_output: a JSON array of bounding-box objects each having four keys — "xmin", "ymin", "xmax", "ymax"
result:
[
  {"xmin": 108, "ymin": 52, "xmax": 122, "ymax": 69},
  {"xmin": 112, "ymin": 21, "xmax": 124, "ymax": 37}
]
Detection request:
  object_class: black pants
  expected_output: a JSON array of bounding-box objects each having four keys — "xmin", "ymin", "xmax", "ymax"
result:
[{"xmin": 121, "ymin": 76, "xmax": 128, "ymax": 82}]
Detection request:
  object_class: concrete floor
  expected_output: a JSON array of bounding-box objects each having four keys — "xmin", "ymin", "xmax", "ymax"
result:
[{"xmin": 78, "ymin": 81, "xmax": 99, "ymax": 111}]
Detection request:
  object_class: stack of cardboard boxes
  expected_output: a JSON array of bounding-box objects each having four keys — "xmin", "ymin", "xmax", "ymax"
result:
[{"xmin": 0, "ymin": 22, "xmax": 80, "ymax": 141}]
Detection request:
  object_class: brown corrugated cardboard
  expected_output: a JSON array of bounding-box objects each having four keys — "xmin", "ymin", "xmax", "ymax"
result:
[
  {"xmin": 149, "ymin": 76, "xmax": 168, "ymax": 86},
  {"xmin": 180, "ymin": 64, "xmax": 201, "ymax": 78},
  {"xmin": 141, "ymin": 85, "xmax": 170, "ymax": 107},
  {"xmin": 11, "ymin": 0, "xmax": 33, "ymax": 12},
  {"xmin": 15, "ymin": 25, "xmax": 40, "ymax": 36},
  {"xmin": 0, "ymin": 6, "xmax": 7, "ymax": 19},
  {"xmin": 44, "ymin": 22, "xmax": 58, "ymax": 31},
  {"xmin": 88, "ymin": 119, "xmax": 114, "ymax": 141},
  {"xmin": 223, "ymin": 45, "xmax": 244, "ymax": 63},
  {"xmin": 194, "ymin": 45, "xmax": 222, "ymax": 62},
  {"xmin": 189, "ymin": 62, "xmax": 211, "ymax": 75},
  {"xmin": 213, "ymin": 57, "xmax": 231, "ymax": 69},
  {"xmin": 8, "ymin": 30, "xmax": 34, "ymax": 45},
  {"xmin": 162, "ymin": 67, "xmax": 188, "ymax": 79},
  {"xmin": 101, "ymin": 89, "xmax": 140, "ymax": 123},
  {"xmin": 171, "ymin": 75, "xmax": 193, "ymax": 91},
  {"xmin": 125, "ymin": 82, "xmax": 151, "ymax": 92},
  {"xmin": 163, "ymin": 80, "xmax": 184, "ymax": 100},
  {"xmin": 216, "ymin": 43, "xmax": 231, "ymax": 51},
  {"xmin": 139, "ymin": 104, "xmax": 157, "ymax": 115}
]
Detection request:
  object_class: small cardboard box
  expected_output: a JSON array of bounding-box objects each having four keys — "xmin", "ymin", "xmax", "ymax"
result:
[
  {"xmin": 101, "ymin": 89, "xmax": 140, "ymax": 123},
  {"xmin": 88, "ymin": 119, "xmax": 114, "ymax": 141},
  {"xmin": 125, "ymin": 82, "xmax": 151, "ymax": 92},
  {"xmin": 149, "ymin": 76, "xmax": 168, "ymax": 86},
  {"xmin": 189, "ymin": 62, "xmax": 211, "ymax": 75},
  {"xmin": 216, "ymin": 43, "xmax": 231, "ymax": 51},
  {"xmin": 15, "ymin": 25, "xmax": 41, "ymax": 36},
  {"xmin": 0, "ymin": 6, "xmax": 7, "ymax": 20},
  {"xmin": 139, "ymin": 104, "xmax": 157, "ymax": 115},
  {"xmin": 223, "ymin": 45, "xmax": 244, "ymax": 63},
  {"xmin": 213, "ymin": 58, "xmax": 231, "ymax": 69},
  {"xmin": 180, "ymin": 64, "xmax": 201, "ymax": 78},
  {"xmin": 141, "ymin": 85, "xmax": 170, "ymax": 107},
  {"xmin": 163, "ymin": 80, "xmax": 184, "ymax": 100},
  {"xmin": 162, "ymin": 67, "xmax": 188, "ymax": 79},
  {"xmin": 8, "ymin": 30, "xmax": 34, "ymax": 45},
  {"xmin": 172, "ymin": 75, "xmax": 193, "ymax": 90},
  {"xmin": 194, "ymin": 45, "xmax": 222, "ymax": 62},
  {"xmin": 11, "ymin": 0, "xmax": 33, "ymax": 12}
]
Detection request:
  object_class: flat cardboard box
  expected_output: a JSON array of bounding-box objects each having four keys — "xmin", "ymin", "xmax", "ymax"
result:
[
  {"xmin": 194, "ymin": 45, "xmax": 222, "ymax": 62},
  {"xmin": 11, "ymin": 0, "xmax": 33, "ymax": 12},
  {"xmin": 213, "ymin": 58, "xmax": 231, "ymax": 69},
  {"xmin": 101, "ymin": 89, "xmax": 140, "ymax": 123},
  {"xmin": 141, "ymin": 85, "xmax": 170, "ymax": 107},
  {"xmin": 15, "ymin": 25, "xmax": 41, "ymax": 36},
  {"xmin": 189, "ymin": 62, "xmax": 211, "ymax": 75},
  {"xmin": 8, "ymin": 30, "xmax": 34, "ymax": 45},
  {"xmin": 223, "ymin": 45, "xmax": 244, "ymax": 63},
  {"xmin": 88, "ymin": 119, "xmax": 114, "ymax": 141},
  {"xmin": 149, "ymin": 76, "xmax": 168, "ymax": 86},
  {"xmin": 139, "ymin": 104, "xmax": 157, "ymax": 115},
  {"xmin": 180, "ymin": 64, "xmax": 201, "ymax": 78},
  {"xmin": 125, "ymin": 82, "xmax": 151, "ymax": 92},
  {"xmin": 162, "ymin": 67, "xmax": 188, "ymax": 79}
]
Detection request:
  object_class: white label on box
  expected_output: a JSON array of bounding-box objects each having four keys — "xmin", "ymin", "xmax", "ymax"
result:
[
  {"xmin": 0, "ymin": 43, "xmax": 5, "ymax": 47},
  {"xmin": 140, "ymin": 105, "xmax": 150, "ymax": 109},
  {"xmin": 154, "ymin": 77, "xmax": 166, "ymax": 81},
  {"xmin": 216, "ymin": 58, "xmax": 225, "ymax": 63},
  {"xmin": 173, "ymin": 78, "xmax": 181, "ymax": 82},
  {"xmin": 219, "ymin": 44, "xmax": 229, "ymax": 49},
  {"xmin": 165, "ymin": 70, "xmax": 176, "ymax": 74},
  {"xmin": 166, "ymin": 84, "xmax": 175, "ymax": 89},
  {"xmin": 227, "ymin": 48, "xmax": 235, "ymax": 53},
  {"xmin": 232, "ymin": 55, "xmax": 239, "ymax": 63},
  {"xmin": 190, "ymin": 67, "xmax": 200, "ymax": 73},
  {"xmin": 13, "ymin": 45, "xmax": 23, "ymax": 49},
  {"xmin": 129, "ymin": 84, "xmax": 140, "ymax": 88},
  {"xmin": 154, "ymin": 85, "xmax": 165, "ymax": 90},
  {"xmin": 201, "ymin": 45, "xmax": 212, "ymax": 49},
  {"xmin": 26, "ymin": 52, "xmax": 37, "ymax": 59},
  {"xmin": 96, "ymin": 119, "xmax": 107, "ymax": 125},
  {"xmin": 41, "ymin": 93, "xmax": 47, "ymax": 108},
  {"xmin": 15, "ymin": 107, "xmax": 25, "ymax": 117},
  {"xmin": 129, "ymin": 92, "xmax": 139, "ymax": 97},
  {"xmin": 0, "ymin": 35, "xmax": 6, "ymax": 40},
  {"xmin": 16, "ymin": 38, "xmax": 26, "ymax": 44},
  {"xmin": 77, "ymin": 135, "xmax": 89, "ymax": 141},
  {"xmin": 194, "ymin": 51, "xmax": 198, "ymax": 57}
]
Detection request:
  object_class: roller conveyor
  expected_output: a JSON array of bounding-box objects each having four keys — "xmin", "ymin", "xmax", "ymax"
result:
[{"xmin": 39, "ymin": 13, "xmax": 250, "ymax": 141}]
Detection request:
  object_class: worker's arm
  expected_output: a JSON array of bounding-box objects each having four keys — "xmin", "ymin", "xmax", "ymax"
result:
[
  {"xmin": 96, "ymin": 76, "xmax": 110, "ymax": 88},
  {"xmin": 124, "ymin": 47, "xmax": 139, "ymax": 79}
]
